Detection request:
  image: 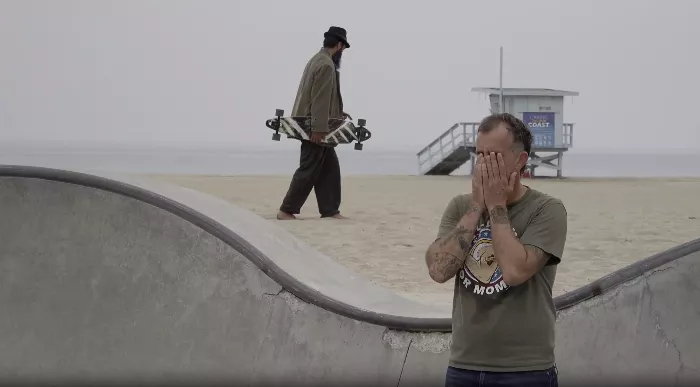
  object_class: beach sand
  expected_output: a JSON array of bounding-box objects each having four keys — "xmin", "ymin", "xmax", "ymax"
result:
[{"xmin": 150, "ymin": 174, "xmax": 700, "ymax": 309}]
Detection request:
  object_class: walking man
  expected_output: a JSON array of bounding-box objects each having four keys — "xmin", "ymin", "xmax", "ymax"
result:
[
  {"xmin": 425, "ymin": 113, "xmax": 568, "ymax": 386},
  {"xmin": 277, "ymin": 26, "xmax": 352, "ymax": 220}
]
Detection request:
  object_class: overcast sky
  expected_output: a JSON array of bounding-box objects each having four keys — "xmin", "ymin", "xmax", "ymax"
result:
[{"xmin": 1, "ymin": 0, "xmax": 698, "ymax": 152}]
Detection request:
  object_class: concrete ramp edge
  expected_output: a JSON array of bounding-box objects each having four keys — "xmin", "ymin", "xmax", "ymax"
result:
[
  {"xmin": 0, "ymin": 165, "xmax": 451, "ymax": 332},
  {"xmin": 2, "ymin": 165, "xmax": 700, "ymax": 385},
  {"xmin": 2, "ymin": 165, "xmax": 698, "ymax": 324}
]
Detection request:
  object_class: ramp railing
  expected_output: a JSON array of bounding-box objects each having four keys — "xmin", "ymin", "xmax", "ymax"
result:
[{"xmin": 416, "ymin": 122, "xmax": 478, "ymax": 175}]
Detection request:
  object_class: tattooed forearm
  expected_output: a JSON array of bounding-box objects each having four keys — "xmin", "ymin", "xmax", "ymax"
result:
[
  {"xmin": 466, "ymin": 203, "xmax": 481, "ymax": 216},
  {"xmin": 437, "ymin": 204, "xmax": 480, "ymax": 248},
  {"xmin": 426, "ymin": 201, "xmax": 483, "ymax": 283},
  {"xmin": 489, "ymin": 205, "xmax": 509, "ymax": 224},
  {"xmin": 426, "ymin": 225, "xmax": 475, "ymax": 283},
  {"xmin": 428, "ymin": 251, "xmax": 464, "ymax": 281},
  {"xmin": 438, "ymin": 225, "xmax": 474, "ymax": 249}
]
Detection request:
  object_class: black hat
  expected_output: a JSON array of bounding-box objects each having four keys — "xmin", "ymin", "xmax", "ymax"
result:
[{"xmin": 324, "ymin": 26, "xmax": 350, "ymax": 48}]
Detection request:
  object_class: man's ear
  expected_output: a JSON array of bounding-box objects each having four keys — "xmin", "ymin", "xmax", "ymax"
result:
[{"xmin": 515, "ymin": 151, "xmax": 529, "ymax": 172}]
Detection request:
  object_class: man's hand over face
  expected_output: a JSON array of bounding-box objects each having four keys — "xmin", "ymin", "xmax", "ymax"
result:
[{"xmin": 482, "ymin": 152, "xmax": 517, "ymax": 210}]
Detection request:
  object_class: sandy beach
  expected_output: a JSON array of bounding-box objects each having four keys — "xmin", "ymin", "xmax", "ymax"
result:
[{"xmin": 151, "ymin": 174, "xmax": 700, "ymax": 309}]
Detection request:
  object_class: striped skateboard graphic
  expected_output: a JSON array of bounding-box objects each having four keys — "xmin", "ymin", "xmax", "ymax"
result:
[{"xmin": 265, "ymin": 109, "xmax": 372, "ymax": 150}]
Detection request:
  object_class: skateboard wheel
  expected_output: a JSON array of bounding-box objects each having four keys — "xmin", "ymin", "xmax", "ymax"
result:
[
  {"xmin": 357, "ymin": 119, "xmax": 366, "ymax": 126},
  {"xmin": 354, "ymin": 142, "xmax": 363, "ymax": 151},
  {"xmin": 272, "ymin": 133, "xmax": 281, "ymax": 141},
  {"xmin": 354, "ymin": 127, "xmax": 371, "ymax": 142},
  {"xmin": 275, "ymin": 109, "xmax": 284, "ymax": 117}
]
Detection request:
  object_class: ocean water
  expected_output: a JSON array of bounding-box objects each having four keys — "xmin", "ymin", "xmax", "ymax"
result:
[{"xmin": 1, "ymin": 146, "xmax": 699, "ymax": 178}]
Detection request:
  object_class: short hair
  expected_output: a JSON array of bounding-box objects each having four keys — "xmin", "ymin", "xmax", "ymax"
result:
[
  {"xmin": 477, "ymin": 112, "xmax": 532, "ymax": 173},
  {"xmin": 323, "ymin": 36, "xmax": 343, "ymax": 48}
]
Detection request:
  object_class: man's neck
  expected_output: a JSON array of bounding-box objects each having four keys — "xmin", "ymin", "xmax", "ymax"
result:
[{"xmin": 506, "ymin": 182, "xmax": 528, "ymax": 206}]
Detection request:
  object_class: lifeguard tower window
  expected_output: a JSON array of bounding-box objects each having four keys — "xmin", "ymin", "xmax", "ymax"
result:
[{"xmin": 416, "ymin": 87, "xmax": 579, "ymax": 178}]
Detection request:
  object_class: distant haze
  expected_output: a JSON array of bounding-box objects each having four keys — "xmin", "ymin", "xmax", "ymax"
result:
[{"xmin": 1, "ymin": 0, "xmax": 698, "ymax": 152}]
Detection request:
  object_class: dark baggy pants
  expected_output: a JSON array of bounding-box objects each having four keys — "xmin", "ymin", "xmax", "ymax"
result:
[
  {"xmin": 445, "ymin": 365, "xmax": 559, "ymax": 387},
  {"xmin": 279, "ymin": 140, "xmax": 341, "ymax": 217}
]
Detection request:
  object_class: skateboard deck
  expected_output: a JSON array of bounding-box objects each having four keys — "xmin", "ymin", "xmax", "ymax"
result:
[{"xmin": 265, "ymin": 109, "xmax": 372, "ymax": 150}]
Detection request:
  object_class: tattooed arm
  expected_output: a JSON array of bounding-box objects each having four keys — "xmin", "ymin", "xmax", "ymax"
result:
[
  {"xmin": 488, "ymin": 201, "xmax": 567, "ymax": 286},
  {"xmin": 425, "ymin": 199, "xmax": 483, "ymax": 283}
]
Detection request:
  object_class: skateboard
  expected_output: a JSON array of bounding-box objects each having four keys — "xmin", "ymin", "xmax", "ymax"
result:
[{"xmin": 265, "ymin": 109, "xmax": 372, "ymax": 150}]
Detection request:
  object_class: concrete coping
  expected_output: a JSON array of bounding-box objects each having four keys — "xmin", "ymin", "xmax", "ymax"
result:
[{"xmin": 1, "ymin": 165, "xmax": 699, "ymax": 332}]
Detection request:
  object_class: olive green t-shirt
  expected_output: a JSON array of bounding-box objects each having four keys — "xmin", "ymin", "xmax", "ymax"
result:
[{"xmin": 436, "ymin": 187, "xmax": 568, "ymax": 372}]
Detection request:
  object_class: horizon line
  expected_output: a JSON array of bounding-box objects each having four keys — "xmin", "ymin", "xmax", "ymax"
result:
[{"xmin": 1, "ymin": 140, "xmax": 699, "ymax": 155}]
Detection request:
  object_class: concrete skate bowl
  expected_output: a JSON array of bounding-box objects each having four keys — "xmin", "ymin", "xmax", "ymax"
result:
[{"xmin": 0, "ymin": 165, "xmax": 699, "ymax": 386}]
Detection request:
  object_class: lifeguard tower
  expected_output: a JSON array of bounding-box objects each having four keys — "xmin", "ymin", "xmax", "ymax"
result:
[{"xmin": 416, "ymin": 87, "xmax": 578, "ymax": 178}]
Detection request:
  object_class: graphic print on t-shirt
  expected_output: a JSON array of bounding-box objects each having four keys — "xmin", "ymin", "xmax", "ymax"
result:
[{"xmin": 458, "ymin": 220, "xmax": 515, "ymax": 297}]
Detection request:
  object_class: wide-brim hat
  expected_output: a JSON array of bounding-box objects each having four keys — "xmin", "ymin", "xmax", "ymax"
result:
[{"xmin": 324, "ymin": 26, "xmax": 350, "ymax": 48}]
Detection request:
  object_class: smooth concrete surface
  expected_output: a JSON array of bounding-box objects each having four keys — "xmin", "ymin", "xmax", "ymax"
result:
[
  {"xmin": 554, "ymin": 249, "xmax": 700, "ymax": 385},
  {"xmin": 0, "ymin": 165, "xmax": 699, "ymax": 385},
  {"xmin": 0, "ymin": 168, "xmax": 451, "ymax": 386}
]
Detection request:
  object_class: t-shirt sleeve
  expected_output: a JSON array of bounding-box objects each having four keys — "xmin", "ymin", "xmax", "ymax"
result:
[
  {"xmin": 437, "ymin": 195, "xmax": 462, "ymax": 240},
  {"xmin": 518, "ymin": 198, "xmax": 568, "ymax": 265}
]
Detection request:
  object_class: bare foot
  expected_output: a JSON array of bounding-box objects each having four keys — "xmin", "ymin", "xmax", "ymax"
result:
[
  {"xmin": 327, "ymin": 214, "xmax": 349, "ymax": 220},
  {"xmin": 276, "ymin": 211, "xmax": 296, "ymax": 220}
]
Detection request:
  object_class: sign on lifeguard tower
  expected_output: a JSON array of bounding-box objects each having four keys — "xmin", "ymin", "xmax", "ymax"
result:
[{"xmin": 523, "ymin": 112, "xmax": 555, "ymax": 148}]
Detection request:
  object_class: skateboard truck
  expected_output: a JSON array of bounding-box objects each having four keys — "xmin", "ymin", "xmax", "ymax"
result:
[
  {"xmin": 354, "ymin": 118, "xmax": 370, "ymax": 151},
  {"xmin": 270, "ymin": 109, "xmax": 284, "ymax": 141}
]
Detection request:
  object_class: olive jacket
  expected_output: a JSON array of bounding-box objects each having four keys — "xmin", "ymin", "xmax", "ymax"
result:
[{"xmin": 291, "ymin": 48, "xmax": 344, "ymax": 133}]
